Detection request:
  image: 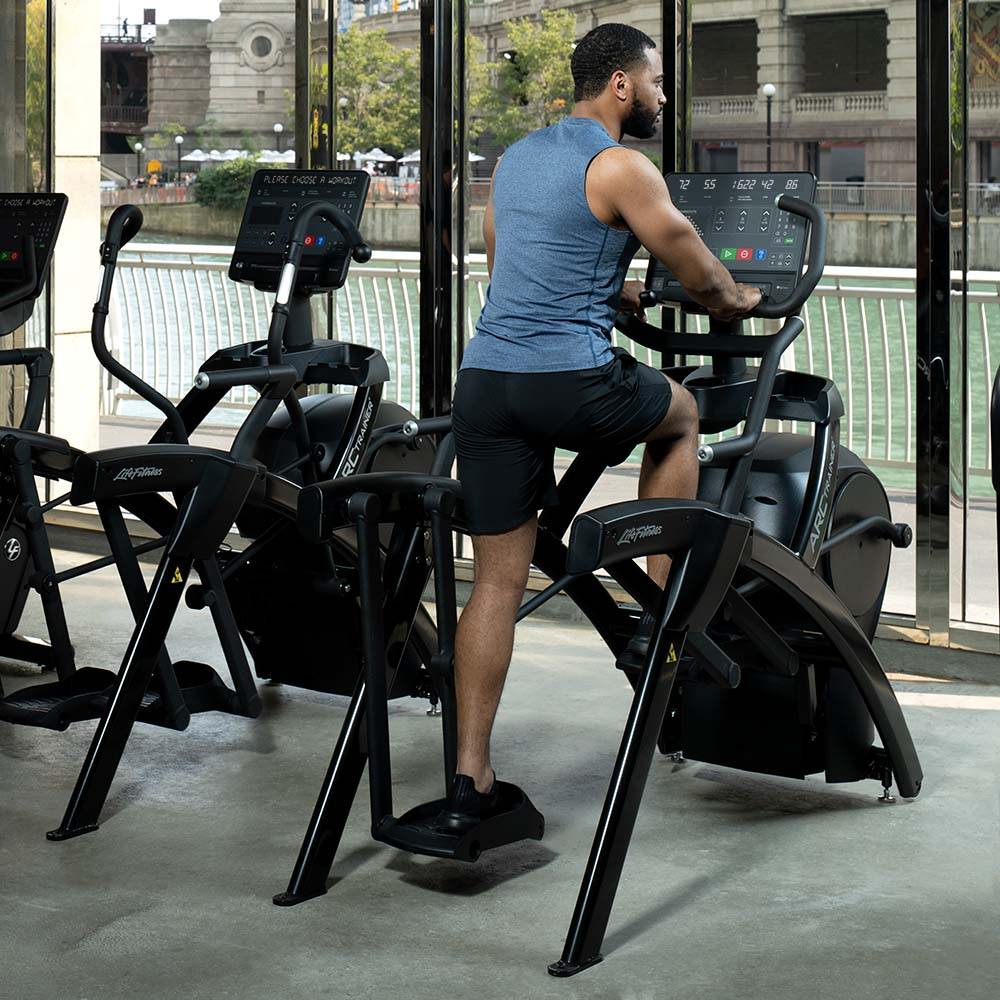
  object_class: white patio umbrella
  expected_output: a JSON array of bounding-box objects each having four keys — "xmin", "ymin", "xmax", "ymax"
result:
[
  {"xmin": 207, "ymin": 149, "xmax": 226, "ymax": 161},
  {"xmin": 398, "ymin": 150, "xmax": 484, "ymax": 163},
  {"xmin": 336, "ymin": 151, "xmax": 352, "ymax": 161},
  {"xmin": 181, "ymin": 148, "xmax": 209, "ymax": 162},
  {"xmin": 255, "ymin": 149, "xmax": 282, "ymax": 163},
  {"xmin": 360, "ymin": 147, "xmax": 397, "ymax": 163},
  {"xmin": 222, "ymin": 149, "xmax": 246, "ymax": 160},
  {"xmin": 279, "ymin": 149, "xmax": 296, "ymax": 163}
]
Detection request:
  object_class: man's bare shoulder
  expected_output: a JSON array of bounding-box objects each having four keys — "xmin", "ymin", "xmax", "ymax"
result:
[{"xmin": 588, "ymin": 147, "xmax": 664, "ymax": 193}]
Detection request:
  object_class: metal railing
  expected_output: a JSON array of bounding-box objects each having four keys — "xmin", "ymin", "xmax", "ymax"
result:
[
  {"xmin": 815, "ymin": 182, "xmax": 915, "ymax": 215},
  {"xmin": 100, "ymin": 246, "xmax": 1000, "ymax": 493},
  {"xmin": 101, "ymin": 105, "xmax": 148, "ymax": 126},
  {"xmin": 101, "ymin": 186, "xmax": 193, "ymax": 206}
]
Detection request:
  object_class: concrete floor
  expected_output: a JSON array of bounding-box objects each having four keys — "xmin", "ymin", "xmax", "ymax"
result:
[{"xmin": 1, "ymin": 550, "xmax": 999, "ymax": 1000}]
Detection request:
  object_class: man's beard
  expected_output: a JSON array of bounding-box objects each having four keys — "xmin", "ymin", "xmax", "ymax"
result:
[{"xmin": 622, "ymin": 96, "xmax": 660, "ymax": 140}]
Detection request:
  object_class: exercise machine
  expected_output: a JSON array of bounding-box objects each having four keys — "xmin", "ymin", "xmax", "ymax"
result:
[
  {"xmin": 273, "ymin": 173, "xmax": 922, "ymax": 976},
  {"xmin": 0, "ymin": 203, "xmax": 259, "ymax": 731},
  {"xmin": 0, "ymin": 193, "xmax": 72, "ymax": 675},
  {"xmin": 46, "ymin": 172, "xmax": 436, "ymax": 840}
]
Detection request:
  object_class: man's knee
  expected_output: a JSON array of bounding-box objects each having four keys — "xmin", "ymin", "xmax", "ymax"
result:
[{"xmin": 646, "ymin": 381, "xmax": 699, "ymax": 444}]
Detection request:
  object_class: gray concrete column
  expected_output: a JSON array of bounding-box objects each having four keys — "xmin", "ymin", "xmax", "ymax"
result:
[
  {"xmin": 51, "ymin": 0, "xmax": 101, "ymax": 452},
  {"xmin": 887, "ymin": 0, "xmax": 917, "ymax": 121},
  {"xmin": 756, "ymin": 1, "xmax": 805, "ymax": 117}
]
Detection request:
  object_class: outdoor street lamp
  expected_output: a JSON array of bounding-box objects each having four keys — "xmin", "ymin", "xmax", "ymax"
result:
[
  {"xmin": 134, "ymin": 142, "xmax": 143, "ymax": 180},
  {"xmin": 273, "ymin": 122, "xmax": 284, "ymax": 153},
  {"xmin": 174, "ymin": 134, "xmax": 184, "ymax": 183},
  {"xmin": 762, "ymin": 82, "xmax": 776, "ymax": 171},
  {"xmin": 338, "ymin": 97, "xmax": 349, "ymax": 169}
]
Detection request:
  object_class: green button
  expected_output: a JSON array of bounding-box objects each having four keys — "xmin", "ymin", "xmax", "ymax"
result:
[
  {"xmin": 784, "ymin": 237, "xmax": 795, "ymax": 245},
  {"xmin": 720, "ymin": 247, "xmax": 737, "ymax": 261}
]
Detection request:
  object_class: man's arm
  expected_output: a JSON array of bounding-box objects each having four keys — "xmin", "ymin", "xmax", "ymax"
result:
[
  {"xmin": 591, "ymin": 149, "xmax": 759, "ymax": 320},
  {"xmin": 483, "ymin": 161, "xmax": 500, "ymax": 278},
  {"xmin": 483, "ymin": 190, "xmax": 496, "ymax": 278}
]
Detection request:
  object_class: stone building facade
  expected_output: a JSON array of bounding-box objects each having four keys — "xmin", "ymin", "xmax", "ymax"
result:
[
  {"xmin": 141, "ymin": 0, "xmax": 1000, "ymax": 183},
  {"xmin": 355, "ymin": 0, "xmax": 1000, "ymax": 184},
  {"xmin": 145, "ymin": 1, "xmax": 293, "ymax": 157}
]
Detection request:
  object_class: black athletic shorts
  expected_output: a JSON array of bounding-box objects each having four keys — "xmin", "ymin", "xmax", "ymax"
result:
[{"xmin": 452, "ymin": 347, "xmax": 672, "ymax": 535}]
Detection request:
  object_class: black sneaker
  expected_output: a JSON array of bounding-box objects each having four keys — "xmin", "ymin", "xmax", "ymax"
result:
[{"xmin": 435, "ymin": 772, "xmax": 499, "ymax": 833}]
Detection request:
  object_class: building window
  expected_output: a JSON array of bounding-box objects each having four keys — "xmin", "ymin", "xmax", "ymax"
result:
[
  {"xmin": 693, "ymin": 22, "xmax": 758, "ymax": 97},
  {"xmin": 251, "ymin": 35, "xmax": 272, "ymax": 59},
  {"xmin": 802, "ymin": 14, "xmax": 889, "ymax": 94},
  {"xmin": 257, "ymin": 89, "xmax": 266, "ymax": 105}
]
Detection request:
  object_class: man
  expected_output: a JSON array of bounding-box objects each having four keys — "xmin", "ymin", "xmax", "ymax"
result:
[{"xmin": 442, "ymin": 24, "xmax": 761, "ymax": 825}]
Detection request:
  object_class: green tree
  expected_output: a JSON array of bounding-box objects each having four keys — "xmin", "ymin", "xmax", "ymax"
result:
[
  {"xmin": 466, "ymin": 33, "xmax": 493, "ymax": 144},
  {"xmin": 192, "ymin": 157, "xmax": 267, "ymax": 211},
  {"xmin": 25, "ymin": 0, "xmax": 46, "ymax": 189},
  {"xmin": 308, "ymin": 26, "xmax": 420, "ymax": 156},
  {"xmin": 487, "ymin": 10, "xmax": 577, "ymax": 147},
  {"xmin": 195, "ymin": 117, "xmax": 225, "ymax": 151}
]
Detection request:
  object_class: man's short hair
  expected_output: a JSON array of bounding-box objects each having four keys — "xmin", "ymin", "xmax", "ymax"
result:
[{"xmin": 571, "ymin": 24, "xmax": 657, "ymax": 102}]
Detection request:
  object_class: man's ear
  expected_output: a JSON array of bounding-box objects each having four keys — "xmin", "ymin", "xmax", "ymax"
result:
[{"xmin": 609, "ymin": 68, "xmax": 631, "ymax": 104}]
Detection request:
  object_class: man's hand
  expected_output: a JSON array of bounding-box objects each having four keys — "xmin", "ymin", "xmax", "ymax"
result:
[
  {"xmin": 619, "ymin": 280, "xmax": 647, "ymax": 317},
  {"xmin": 708, "ymin": 284, "xmax": 762, "ymax": 322}
]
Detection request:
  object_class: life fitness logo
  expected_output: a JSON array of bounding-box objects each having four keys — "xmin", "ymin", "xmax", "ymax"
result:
[
  {"xmin": 4, "ymin": 536, "xmax": 22, "ymax": 562},
  {"xmin": 113, "ymin": 466, "xmax": 164, "ymax": 482},
  {"xmin": 617, "ymin": 524, "xmax": 663, "ymax": 546}
]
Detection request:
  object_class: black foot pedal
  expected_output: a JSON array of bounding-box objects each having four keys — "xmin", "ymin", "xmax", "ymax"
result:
[
  {"xmin": 375, "ymin": 781, "xmax": 545, "ymax": 861},
  {"xmin": 0, "ymin": 667, "xmax": 121, "ymax": 730}
]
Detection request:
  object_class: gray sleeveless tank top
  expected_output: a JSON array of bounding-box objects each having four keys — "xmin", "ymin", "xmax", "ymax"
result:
[{"xmin": 462, "ymin": 116, "xmax": 641, "ymax": 373}]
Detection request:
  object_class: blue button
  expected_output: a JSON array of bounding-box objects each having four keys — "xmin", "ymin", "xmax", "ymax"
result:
[
  {"xmin": 754, "ymin": 248, "xmax": 767, "ymax": 261},
  {"xmin": 316, "ymin": 235, "xmax": 326, "ymax": 247}
]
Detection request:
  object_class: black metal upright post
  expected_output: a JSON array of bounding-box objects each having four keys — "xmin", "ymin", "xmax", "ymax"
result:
[
  {"xmin": 455, "ymin": 0, "xmax": 467, "ymax": 369},
  {"xmin": 766, "ymin": 95, "xmax": 773, "ymax": 170},
  {"xmin": 915, "ymin": 0, "xmax": 954, "ymax": 645},
  {"xmin": 419, "ymin": 0, "xmax": 454, "ymax": 419},
  {"xmin": 659, "ymin": 0, "xmax": 688, "ymax": 365},
  {"xmin": 295, "ymin": 0, "xmax": 310, "ymax": 168}
]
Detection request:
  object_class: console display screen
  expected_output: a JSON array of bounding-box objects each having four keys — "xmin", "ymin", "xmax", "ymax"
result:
[
  {"xmin": 230, "ymin": 170, "xmax": 370, "ymax": 293},
  {"xmin": 0, "ymin": 194, "xmax": 68, "ymax": 293},
  {"xmin": 647, "ymin": 172, "xmax": 816, "ymax": 309}
]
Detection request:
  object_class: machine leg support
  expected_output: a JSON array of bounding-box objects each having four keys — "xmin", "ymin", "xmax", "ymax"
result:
[
  {"xmin": 45, "ymin": 822, "xmax": 99, "ymax": 842},
  {"xmin": 548, "ymin": 955, "xmax": 605, "ymax": 978},
  {"xmin": 272, "ymin": 886, "xmax": 329, "ymax": 907}
]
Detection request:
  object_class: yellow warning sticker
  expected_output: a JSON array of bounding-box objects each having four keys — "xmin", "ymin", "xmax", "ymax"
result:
[
  {"xmin": 666, "ymin": 643, "xmax": 678, "ymax": 663},
  {"xmin": 171, "ymin": 569, "xmax": 184, "ymax": 584}
]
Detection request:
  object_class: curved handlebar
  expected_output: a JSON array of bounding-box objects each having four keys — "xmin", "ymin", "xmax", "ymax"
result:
[
  {"xmin": 92, "ymin": 206, "xmax": 187, "ymax": 444},
  {"xmin": 0, "ymin": 236, "xmax": 38, "ymax": 312},
  {"xmin": 639, "ymin": 194, "xmax": 826, "ymax": 323},
  {"xmin": 101, "ymin": 204, "xmax": 144, "ymax": 262},
  {"xmin": 267, "ymin": 200, "xmax": 372, "ymax": 364},
  {"xmin": 288, "ymin": 201, "xmax": 372, "ymax": 265},
  {"xmin": 753, "ymin": 194, "xmax": 826, "ymax": 319}
]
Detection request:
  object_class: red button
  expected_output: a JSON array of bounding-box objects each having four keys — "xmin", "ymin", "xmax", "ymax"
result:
[
  {"xmin": 10, "ymin": 251, "xmax": 19, "ymax": 261},
  {"xmin": 737, "ymin": 247, "xmax": 753, "ymax": 261},
  {"xmin": 304, "ymin": 235, "xmax": 314, "ymax": 247}
]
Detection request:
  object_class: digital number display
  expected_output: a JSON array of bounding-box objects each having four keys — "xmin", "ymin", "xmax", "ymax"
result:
[{"xmin": 649, "ymin": 171, "xmax": 817, "ymax": 309}]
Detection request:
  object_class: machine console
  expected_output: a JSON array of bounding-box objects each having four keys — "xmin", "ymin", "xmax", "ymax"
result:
[
  {"xmin": 0, "ymin": 192, "xmax": 68, "ymax": 335},
  {"xmin": 230, "ymin": 170, "xmax": 370, "ymax": 294},
  {"xmin": 646, "ymin": 172, "xmax": 817, "ymax": 311}
]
